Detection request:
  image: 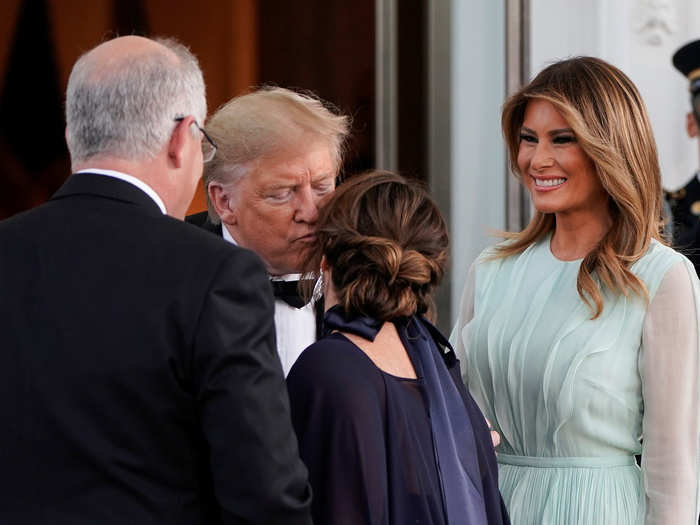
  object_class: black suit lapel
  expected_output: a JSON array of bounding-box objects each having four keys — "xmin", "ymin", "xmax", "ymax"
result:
[
  {"xmin": 51, "ymin": 172, "xmax": 163, "ymax": 216},
  {"xmin": 186, "ymin": 210, "xmax": 223, "ymax": 236}
]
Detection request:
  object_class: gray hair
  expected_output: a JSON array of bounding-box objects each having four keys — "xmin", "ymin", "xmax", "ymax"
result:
[
  {"xmin": 65, "ymin": 37, "xmax": 207, "ymax": 168},
  {"xmin": 203, "ymin": 86, "xmax": 351, "ymax": 222}
]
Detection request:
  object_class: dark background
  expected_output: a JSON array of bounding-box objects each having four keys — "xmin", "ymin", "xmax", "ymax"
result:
[{"xmin": 0, "ymin": 0, "xmax": 427, "ymax": 219}]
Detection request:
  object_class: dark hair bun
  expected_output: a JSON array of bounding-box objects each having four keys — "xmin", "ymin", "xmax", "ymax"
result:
[{"xmin": 308, "ymin": 171, "xmax": 448, "ymax": 321}]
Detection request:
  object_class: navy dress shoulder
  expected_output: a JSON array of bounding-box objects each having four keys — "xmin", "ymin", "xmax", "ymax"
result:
[{"xmin": 287, "ymin": 316, "xmax": 509, "ymax": 525}]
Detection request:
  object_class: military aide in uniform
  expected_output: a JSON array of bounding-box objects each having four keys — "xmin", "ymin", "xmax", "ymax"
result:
[{"xmin": 666, "ymin": 39, "xmax": 700, "ymax": 276}]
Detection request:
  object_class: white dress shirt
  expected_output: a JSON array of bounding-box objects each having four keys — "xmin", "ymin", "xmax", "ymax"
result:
[
  {"xmin": 222, "ymin": 225, "xmax": 316, "ymax": 376},
  {"xmin": 76, "ymin": 169, "xmax": 167, "ymax": 214}
]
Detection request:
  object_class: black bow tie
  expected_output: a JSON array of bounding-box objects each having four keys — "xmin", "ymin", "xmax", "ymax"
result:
[
  {"xmin": 270, "ymin": 279, "xmax": 326, "ymax": 340},
  {"xmin": 270, "ymin": 280, "xmax": 309, "ymax": 309}
]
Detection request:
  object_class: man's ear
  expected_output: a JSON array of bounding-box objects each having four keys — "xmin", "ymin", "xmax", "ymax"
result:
[
  {"xmin": 208, "ymin": 182, "xmax": 237, "ymax": 224},
  {"xmin": 687, "ymin": 112, "xmax": 698, "ymax": 139},
  {"xmin": 168, "ymin": 116, "xmax": 195, "ymax": 169}
]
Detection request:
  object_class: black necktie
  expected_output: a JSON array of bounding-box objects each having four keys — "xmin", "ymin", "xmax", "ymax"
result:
[{"xmin": 270, "ymin": 279, "xmax": 325, "ymax": 340}]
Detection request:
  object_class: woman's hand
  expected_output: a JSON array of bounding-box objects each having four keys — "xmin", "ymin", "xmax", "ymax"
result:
[{"xmin": 486, "ymin": 418, "xmax": 501, "ymax": 448}]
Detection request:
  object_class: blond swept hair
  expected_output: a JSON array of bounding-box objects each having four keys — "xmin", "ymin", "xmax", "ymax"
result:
[
  {"xmin": 499, "ymin": 56, "xmax": 665, "ymax": 318},
  {"xmin": 202, "ymin": 86, "xmax": 351, "ymax": 222}
]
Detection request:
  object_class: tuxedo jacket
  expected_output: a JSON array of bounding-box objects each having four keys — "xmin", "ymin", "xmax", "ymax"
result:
[
  {"xmin": 187, "ymin": 210, "xmax": 223, "ymax": 236},
  {"xmin": 0, "ymin": 174, "xmax": 312, "ymax": 524}
]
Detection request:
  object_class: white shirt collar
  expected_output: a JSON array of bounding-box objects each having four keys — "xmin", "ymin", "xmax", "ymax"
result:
[
  {"xmin": 221, "ymin": 223, "xmax": 238, "ymax": 245},
  {"xmin": 269, "ymin": 273, "xmax": 303, "ymax": 282},
  {"xmin": 76, "ymin": 169, "xmax": 167, "ymax": 214},
  {"xmin": 218, "ymin": 221, "xmax": 318, "ymax": 374}
]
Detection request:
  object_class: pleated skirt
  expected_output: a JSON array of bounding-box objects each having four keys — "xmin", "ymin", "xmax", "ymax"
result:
[{"xmin": 497, "ymin": 454, "xmax": 644, "ymax": 525}]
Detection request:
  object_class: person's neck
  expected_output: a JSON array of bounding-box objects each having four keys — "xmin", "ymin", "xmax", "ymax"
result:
[
  {"xmin": 550, "ymin": 208, "xmax": 612, "ymax": 261},
  {"xmin": 74, "ymin": 157, "xmax": 158, "ymax": 189},
  {"xmin": 73, "ymin": 155, "xmax": 182, "ymax": 218},
  {"xmin": 323, "ymin": 277, "xmax": 339, "ymax": 311}
]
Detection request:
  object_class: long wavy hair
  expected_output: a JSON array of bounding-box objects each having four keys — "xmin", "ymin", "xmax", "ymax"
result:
[{"xmin": 499, "ymin": 57, "xmax": 665, "ymax": 318}]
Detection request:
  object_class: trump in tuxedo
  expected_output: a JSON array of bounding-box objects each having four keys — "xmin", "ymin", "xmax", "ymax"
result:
[{"xmin": 187, "ymin": 87, "xmax": 350, "ymax": 375}]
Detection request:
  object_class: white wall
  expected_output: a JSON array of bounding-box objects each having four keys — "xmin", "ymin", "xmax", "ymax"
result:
[
  {"xmin": 450, "ymin": 0, "xmax": 506, "ymax": 325},
  {"xmin": 429, "ymin": 0, "xmax": 507, "ymax": 329},
  {"xmin": 530, "ymin": 0, "xmax": 700, "ymax": 190}
]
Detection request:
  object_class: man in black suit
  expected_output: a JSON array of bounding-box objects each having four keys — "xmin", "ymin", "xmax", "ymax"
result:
[
  {"xmin": 666, "ymin": 38, "xmax": 700, "ymax": 275},
  {"xmin": 187, "ymin": 87, "xmax": 350, "ymax": 376},
  {"xmin": 0, "ymin": 36, "xmax": 311, "ymax": 524}
]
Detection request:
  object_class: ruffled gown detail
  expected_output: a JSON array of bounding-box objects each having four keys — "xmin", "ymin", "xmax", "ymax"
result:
[{"xmin": 454, "ymin": 237, "xmax": 700, "ymax": 524}]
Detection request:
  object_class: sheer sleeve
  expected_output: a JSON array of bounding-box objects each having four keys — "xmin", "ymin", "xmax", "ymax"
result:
[
  {"xmin": 640, "ymin": 259, "xmax": 700, "ymax": 524},
  {"xmin": 450, "ymin": 261, "xmax": 477, "ymax": 386}
]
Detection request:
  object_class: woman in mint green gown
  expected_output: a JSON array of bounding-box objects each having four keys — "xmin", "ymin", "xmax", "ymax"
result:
[{"xmin": 451, "ymin": 57, "xmax": 700, "ymax": 524}]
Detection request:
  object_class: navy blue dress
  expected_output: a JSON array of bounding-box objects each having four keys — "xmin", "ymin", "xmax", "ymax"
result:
[{"xmin": 286, "ymin": 316, "xmax": 509, "ymax": 525}]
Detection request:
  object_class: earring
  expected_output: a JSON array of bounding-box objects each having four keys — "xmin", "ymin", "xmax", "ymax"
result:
[{"xmin": 312, "ymin": 271, "xmax": 324, "ymax": 302}]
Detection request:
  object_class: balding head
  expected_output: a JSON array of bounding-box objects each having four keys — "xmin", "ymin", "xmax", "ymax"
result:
[
  {"xmin": 77, "ymin": 36, "xmax": 178, "ymax": 78},
  {"xmin": 65, "ymin": 36, "xmax": 206, "ymax": 168}
]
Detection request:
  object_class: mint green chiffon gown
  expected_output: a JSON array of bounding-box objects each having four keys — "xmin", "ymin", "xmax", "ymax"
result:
[{"xmin": 451, "ymin": 236, "xmax": 700, "ymax": 524}]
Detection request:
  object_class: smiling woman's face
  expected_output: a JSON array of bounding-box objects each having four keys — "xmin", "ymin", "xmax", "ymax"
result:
[{"xmin": 517, "ymin": 99, "xmax": 608, "ymax": 218}]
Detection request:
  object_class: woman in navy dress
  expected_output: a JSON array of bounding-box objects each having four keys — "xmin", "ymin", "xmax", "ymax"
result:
[{"xmin": 287, "ymin": 170, "xmax": 509, "ymax": 525}]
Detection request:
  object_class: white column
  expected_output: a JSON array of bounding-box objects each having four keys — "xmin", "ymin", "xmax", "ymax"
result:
[
  {"xmin": 428, "ymin": 0, "xmax": 507, "ymax": 329},
  {"xmin": 375, "ymin": 0, "xmax": 398, "ymax": 172}
]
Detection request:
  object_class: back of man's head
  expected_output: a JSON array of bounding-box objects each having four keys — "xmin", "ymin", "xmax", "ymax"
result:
[{"xmin": 65, "ymin": 36, "xmax": 207, "ymax": 171}]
